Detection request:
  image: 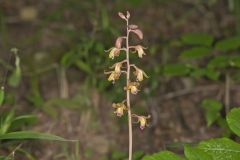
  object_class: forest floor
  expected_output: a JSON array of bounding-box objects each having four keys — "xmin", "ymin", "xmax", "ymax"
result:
[{"xmin": 0, "ymin": 0, "xmax": 237, "ymax": 160}]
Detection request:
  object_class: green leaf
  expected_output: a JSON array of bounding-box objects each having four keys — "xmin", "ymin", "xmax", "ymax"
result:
[
  {"xmin": 181, "ymin": 33, "xmax": 214, "ymax": 46},
  {"xmin": 11, "ymin": 115, "xmax": 37, "ymax": 130},
  {"xmin": 0, "ymin": 131, "xmax": 67, "ymax": 141},
  {"xmin": 191, "ymin": 68, "xmax": 220, "ymax": 80},
  {"xmin": 163, "ymin": 64, "xmax": 191, "ymax": 76},
  {"xmin": 201, "ymin": 99, "xmax": 222, "ymax": 111},
  {"xmin": 8, "ymin": 54, "xmax": 21, "ymax": 87},
  {"xmin": 143, "ymin": 151, "xmax": 184, "ymax": 160},
  {"xmin": 184, "ymin": 145, "xmax": 213, "ymax": 160},
  {"xmin": 227, "ymin": 108, "xmax": 240, "ymax": 136},
  {"xmin": 180, "ymin": 47, "xmax": 212, "ymax": 58},
  {"xmin": 75, "ymin": 60, "xmax": 93, "ymax": 75},
  {"xmin": 111, "ymin": 151, "xmax": 127, "ymax": 160},
  {"xmin": 207, "ymin": 56, "xmax": 229, "ymax": 69},
  {"xmin": 198, "ymin": 138, "xmax": 240, "ymax": 160},
  {"xmin": 0, "ymin": 87, "xmax": 4, "ymax": 106},
  {"xmin": 133, "ymin": 151, "xmax": 144, "ymax": 160},
  {"xmin": 0, "ymin": 109, "xmax": 15, "ymax": 134},
  {"xmin": 0, "ymin": 156, "xmax": 11, "ymax": 160},
  {"xmin": 229, "ymin": 56, "xmax": 240, "ymax": 68},
  {"xmin": 201, "ymin": 99, "xmax": 223, "ymax": 126},
  {"xmin": 204, "ymin": 69, "xmax": 220, "ymax": 80},
  {"xmin": 215, "ymin": 36, "xmax": 240, "ymax": 51}
]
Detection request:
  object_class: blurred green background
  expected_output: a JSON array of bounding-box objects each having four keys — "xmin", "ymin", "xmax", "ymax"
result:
[{"xmin": 1, "ymin": 0, "xmax": 240, "ymax": 159}]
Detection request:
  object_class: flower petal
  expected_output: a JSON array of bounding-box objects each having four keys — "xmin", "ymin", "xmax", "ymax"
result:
[
  {"xmin": 115, "ymin": 37, "xmax": 123, "ymax": 49},
  {"xmin": 118, "ymin": 12, "xmax": 126, "ymax": 20},
  {"xmin": 131, "ymin": 29, "xmax": 143, "ymax": 39}
]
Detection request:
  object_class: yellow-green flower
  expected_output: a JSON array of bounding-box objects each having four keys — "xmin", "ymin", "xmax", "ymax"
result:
[
  {"xmin": 110, "ymin": 61, "xmax": 124, "ymax": 74},
  {"xmin": 125, "ymin": 82, "xmax": 140, "ymax": 94},
  {"xmin": 112, "ymin": 102, "xmax": 127, "ymax": 117},
  {"xmin": 107, "ymin": 71, "xmax": 121, "ymax": 82},
  {"xmin": 134, "ymin": 67, "xmax": 148, "ymax": 81},
  {"xmin": 132, "ymin": 114, "xmax": 151, "ymax": 130},
  {"xmin": 108, "ymin": 47, "xmax": 120, "ymax": 59},
  {"xmin": 134, "ymin": 45, "xmax": 146, "ymax": 58}
]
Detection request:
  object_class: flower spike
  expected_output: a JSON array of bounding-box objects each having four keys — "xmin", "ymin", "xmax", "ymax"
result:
[{"xmin": 104, "ymin": 11, "xmax": 151, "ymax": 159}]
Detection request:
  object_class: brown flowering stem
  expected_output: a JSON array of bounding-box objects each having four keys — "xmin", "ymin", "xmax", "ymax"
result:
[{"xmin": 126, "ymin": 18, "xmax": 133, "ymax": 160}]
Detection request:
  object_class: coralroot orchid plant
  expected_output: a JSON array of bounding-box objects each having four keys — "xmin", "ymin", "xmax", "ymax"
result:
[{"xmin": 104, "ymin": 11, "xmax": 151, "ymax": 160}]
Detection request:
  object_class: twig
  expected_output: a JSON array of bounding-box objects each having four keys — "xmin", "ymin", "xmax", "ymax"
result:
[{"xmin": 6, "ymin": 143, "xmax": 23, "ymax": 160}]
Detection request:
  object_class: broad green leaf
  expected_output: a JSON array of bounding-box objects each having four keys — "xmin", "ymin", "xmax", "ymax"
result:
[
  {"xmin": 216, "ymin": 117, "xmax": 232, "ymax": 137},
  {"xmin": 143, "ymin": 151, "xmax": 184, "ymax": 160},
  {"xmin": 229, "ymin": 56, "xmax": 240, "ymax": 68},
  {"xmin": 180, "ymin": 47, "xmax": 212, "ymax": 58},
  {"xmin": 190, "ymin": 68, "xmax": 206, "ymax": 78},
  {"xmin": 215, "ymin": 36, "xmax": 240, "ymax": 51},
  {"xmin": 184, "ymin": 145, "xmax": 213, "ymax": 160},
  {"xmin": 181, "ymin": 33, "xmax": 214, "ymax": 46},
  {"xmin": 198, "ymin": 138, "xmax": 240, "ymax": 160},
  {"xmin": 0, "ymin": 87, "xmax": 4, "ymax": 106},
  {"xmin": 201, "ymin": 99, "xmax": 223, "ymax": 126},
  {"xmin": 0, "ymin": 131, "xmax": 67, "ymax": 141},
  {"xmin": 204, "ymin": 69, "xmax": 220, "ymax": 80},
  {"xmin": 227, "ymin": 108, "xmax": 240, "ymax": 136},
  {"xmin": 163, "ymin": 64, "xmax": 191, "ymax": 76},
  {"xmin": 191, "ymin": 68, "xmax": 220, "ymax": 80},
  {"xmin": 207, "ymin": 56, "xmax": 229, "ymax": 69},
  {"xmin": 133, "ymin": 151, "xmax": 144, "ymax": 160}
]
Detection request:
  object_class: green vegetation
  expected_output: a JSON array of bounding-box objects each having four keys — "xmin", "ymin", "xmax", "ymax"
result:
[{"xmin": 1, "ymin": 0, "xmax": 240, "ymax": 160}]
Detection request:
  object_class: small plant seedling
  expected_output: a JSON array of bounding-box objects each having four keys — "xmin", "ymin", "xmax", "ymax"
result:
[{"xmin": 105, "ymin": 11, "xmax": 150, "ymax": 160}]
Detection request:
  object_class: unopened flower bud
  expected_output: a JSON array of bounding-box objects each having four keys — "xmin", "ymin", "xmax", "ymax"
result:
[{"xmin": 118, "ymin": 12, "xmax": 126, "ymax": 20}]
